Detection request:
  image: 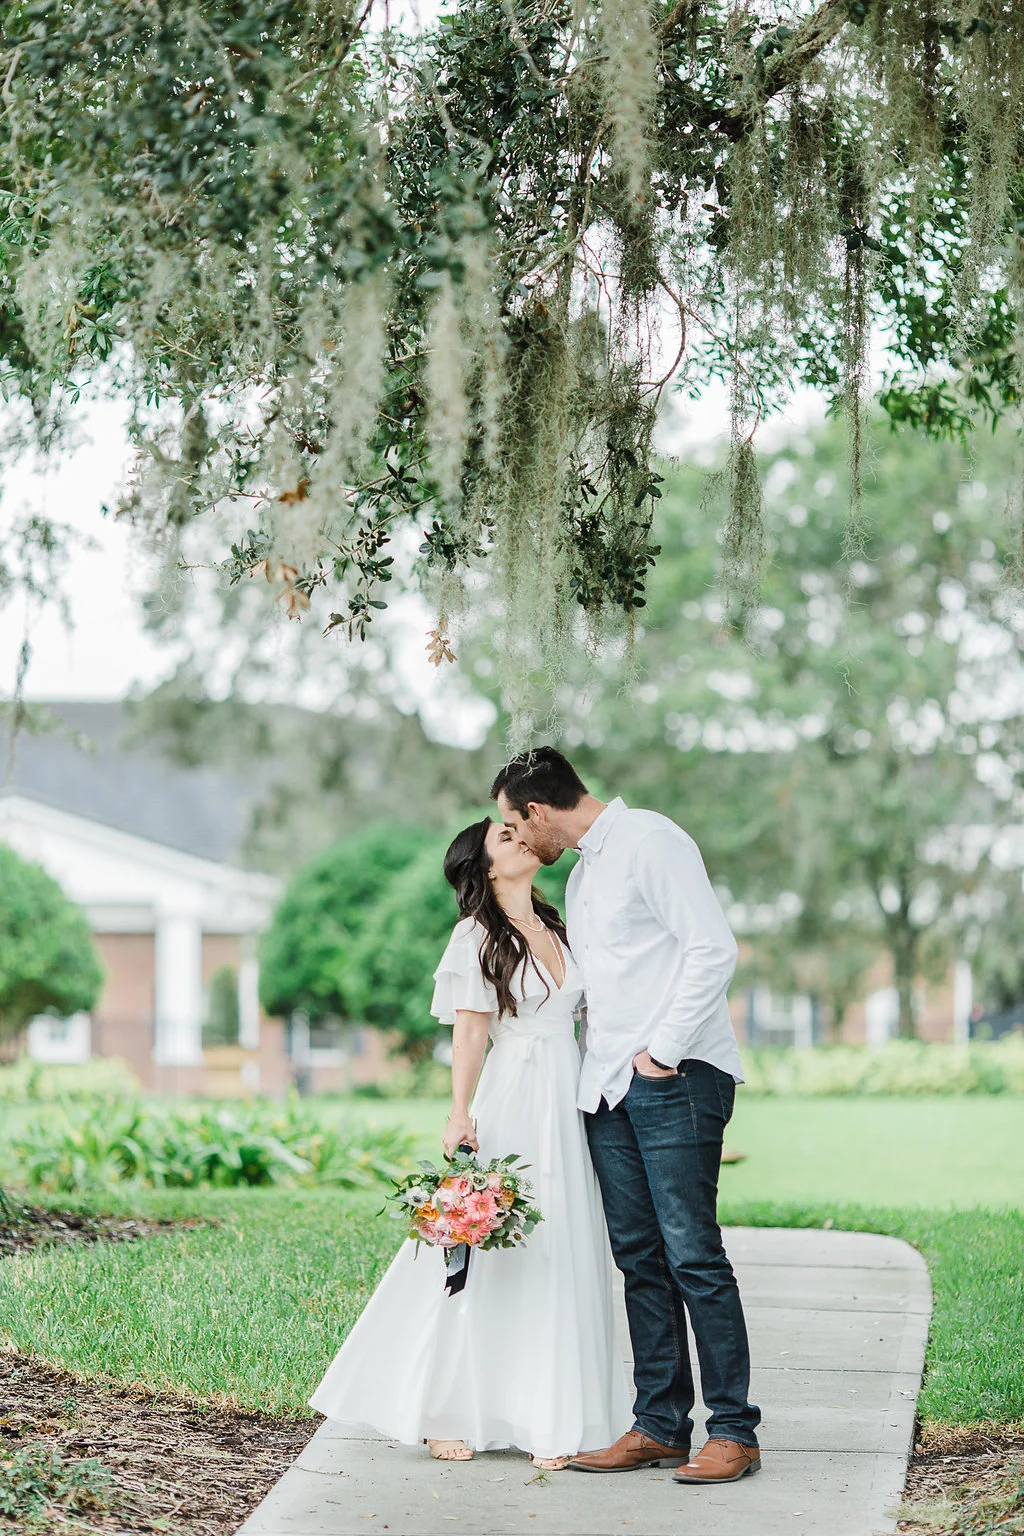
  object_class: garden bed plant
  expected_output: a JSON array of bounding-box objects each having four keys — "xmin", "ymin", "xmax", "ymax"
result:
[
  {"xmin": 741, "ymin": 1039, "xmax": 1024, "ymax": 1096},
  {"xmin": 4, "ymin": 1098, "xmax": 413, "ymax": 1193}
]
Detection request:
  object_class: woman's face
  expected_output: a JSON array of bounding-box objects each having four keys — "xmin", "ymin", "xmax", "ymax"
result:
[{"xmin": 484, "ymin": 819, "xmax": 540, "ymax": 883}]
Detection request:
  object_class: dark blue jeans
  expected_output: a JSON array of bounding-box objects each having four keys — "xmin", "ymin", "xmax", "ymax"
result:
[{"xmin": 585, "ymin": 1059, "xmax": 760, "ymax": 1450}]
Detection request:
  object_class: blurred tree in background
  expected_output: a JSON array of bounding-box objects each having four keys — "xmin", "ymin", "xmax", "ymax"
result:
[
  {"xmin": 340, "ymin": 836, "xmax": 459, "ymax": 1065},
  {"xmin": 259, "ymin": 824, "xmax": 436, "ymax": 1024},
  {"xmin": 133, "ymin": 414, "xmax": 1024, "ymax": 1053},
  {"xmin": 0, "ymin": 847, "xmax": 104, "ymax": 1057},
  {"xmin": 261, "ymin": 816, "xmax": 577, "ymax": 1062},
  {"xmin": 127, "ymin": 677, "xmax": 491, "ymax": 875},
  {"xmin": 547, "ymin": 419, "xmax": 1024, "ymax": 1037}
]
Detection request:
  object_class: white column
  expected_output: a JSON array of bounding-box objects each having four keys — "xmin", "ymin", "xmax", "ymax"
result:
[
  {"xmin": 238, "ymin": 940, "xmax": 261, "ymax": 1051},
  {"xmin": 290, "ymin": 1014, "xmax": 311, "ymax": 1066},
  {"xmin": 865, "ymin": 987, "xmax": 898, "ymax": 1048},
  {"xmin": 153, "ymin": 913, "xmax": 204, "ymax": 1066},
  {"xmin": 953, "ymin": 959, "xmax": 972, "ymax": 1047},
  {"xmin": 792, "ymin": 995, "xmax": 814, "ymax": 1050}
]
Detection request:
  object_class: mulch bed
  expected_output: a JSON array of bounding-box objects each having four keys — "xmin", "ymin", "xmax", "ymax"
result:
[
  {"xmin": 899, "ymin": 1424, "xmax": 1024, "ymax": 1531},
  {"xmin": 0, "ymin": 1198, "xmax": 198, "ymax": 1257},
  {"xmin": 0, "ymin": 1201, "xmax": 317, "ymax": 1534},
  {"xmin": 0, "ymin": 1354, "xmax": 317, "ymax": 1535}
]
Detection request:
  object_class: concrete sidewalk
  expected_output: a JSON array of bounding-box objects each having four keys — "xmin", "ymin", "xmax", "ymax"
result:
[{"xmin": 237, "ymin": 1226, "xmax": 932, "ymax": 1536}]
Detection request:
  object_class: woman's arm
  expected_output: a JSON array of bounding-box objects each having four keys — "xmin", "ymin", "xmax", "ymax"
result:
[{"xmin": 443, "ymin": 1008, "xmax": 490, "ymax": 1157}]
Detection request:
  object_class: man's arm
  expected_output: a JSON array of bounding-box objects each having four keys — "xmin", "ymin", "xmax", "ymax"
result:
[{"xmin": 633, "ymin": 826, "xmax": 739, "ymax": 1070}]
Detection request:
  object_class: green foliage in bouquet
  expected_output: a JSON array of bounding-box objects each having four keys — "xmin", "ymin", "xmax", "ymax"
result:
[{"xmin": 387, "ymin": 1150, "xmax": 542, "ymax": 1252}]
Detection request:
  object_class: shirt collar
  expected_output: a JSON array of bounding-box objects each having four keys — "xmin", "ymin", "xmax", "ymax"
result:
[{"xmin": 577, "ymin": 796, "xmax": 627, "ymax": 857}]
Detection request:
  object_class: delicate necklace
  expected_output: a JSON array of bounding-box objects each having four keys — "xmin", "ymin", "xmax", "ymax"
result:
[
  {"xmin": 509, "ymin": 911, "xmax": 565, "ymax": 987},
  {"xmin": 509, "ymin": 911, "xmax": 545, "ymax": 933}
]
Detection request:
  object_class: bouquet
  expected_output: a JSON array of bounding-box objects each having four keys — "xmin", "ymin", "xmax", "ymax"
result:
[{"xmin": 387, "ymin": 1148, "xmax": 542, "ymax": 1292}]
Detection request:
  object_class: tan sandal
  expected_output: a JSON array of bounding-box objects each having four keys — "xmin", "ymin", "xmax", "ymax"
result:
[
  {"xmin": 427, "ymin": 1438, "xmax": 474, "ymax": 1461},
  {"xmin": 530, "ymin": 1453, "xmax": 570, "ymax": 1471}
]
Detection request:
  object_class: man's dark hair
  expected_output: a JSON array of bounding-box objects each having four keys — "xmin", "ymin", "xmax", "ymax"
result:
[{"xmin": 490, "ymin": 747, "xmax": 589, "ymax": 817}]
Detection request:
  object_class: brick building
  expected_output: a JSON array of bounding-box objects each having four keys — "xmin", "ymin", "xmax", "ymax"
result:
[{"xmin": 0, "ymin": 703, "xmax": 297, "ymax": 1094}]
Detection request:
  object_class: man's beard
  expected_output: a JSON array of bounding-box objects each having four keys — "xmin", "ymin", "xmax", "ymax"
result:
[{"xmin": 533, "ymin": 830, "xmax": 566, "ymax": 866}]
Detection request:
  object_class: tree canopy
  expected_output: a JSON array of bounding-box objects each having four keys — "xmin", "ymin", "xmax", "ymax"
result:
[
  {"xmin": 259, "ymin": 821, "xmax": 435, "ymax": 1020},
  {"xmin": 528, "ymin": 417, "xmax": 1024, "ymax": 1035},
  {"xmin": 3, "ymin": 0, "xmax": 1024, "ymax": 718},
  {"xmin": 260, "ymin": 814, "xmax": 575, "ymax": 1060},
  {"xmin": 0, "ymin": 845, "xmax": 104, "ymax": 1048}
]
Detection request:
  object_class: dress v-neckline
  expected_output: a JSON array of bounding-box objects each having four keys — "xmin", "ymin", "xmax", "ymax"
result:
[{"xmin": 529, "ymin": 931, "xmax": 570, "ymax": 995}]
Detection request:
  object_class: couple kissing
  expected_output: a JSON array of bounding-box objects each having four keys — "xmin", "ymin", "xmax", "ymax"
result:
[{"xmin": 310, "ymin": 747, "xmax": 761, "ymax": 1488}]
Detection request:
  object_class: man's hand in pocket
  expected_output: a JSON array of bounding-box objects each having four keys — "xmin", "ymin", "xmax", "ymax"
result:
[{"xmin": 632, "ymin": 1049, "xmax": 677, "ymax": 1080}]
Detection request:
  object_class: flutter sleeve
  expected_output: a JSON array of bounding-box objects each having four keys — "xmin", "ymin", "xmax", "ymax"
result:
[{"xmin": 430, "ymin": 920, "xmax": 499, "ymax": 1024}]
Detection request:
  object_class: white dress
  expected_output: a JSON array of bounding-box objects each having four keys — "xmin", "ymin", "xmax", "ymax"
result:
[{"xmin": 309, "ymin": 916, "xmax": 631, "ymax": 1458}]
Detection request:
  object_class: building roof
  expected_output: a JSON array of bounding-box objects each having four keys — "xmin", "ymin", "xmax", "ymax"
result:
[{"xmin": 0, "ymin": 702, "xmax": 260, "ymax": 865}]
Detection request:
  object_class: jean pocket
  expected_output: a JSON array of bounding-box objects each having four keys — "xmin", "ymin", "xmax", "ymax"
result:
[{"xmin": 633, "ymin": 1067, "xmax": 682, "ymax": 1086}]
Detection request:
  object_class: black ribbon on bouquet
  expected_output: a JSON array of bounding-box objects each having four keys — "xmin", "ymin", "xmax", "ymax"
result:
[
  {"xmin": 444, "ymin": 1242, "xmax": 471, "ymax": 1295},
  {"xmin": 443, "ymin": 1142, "xmax": 476, "ymax": 1297}
]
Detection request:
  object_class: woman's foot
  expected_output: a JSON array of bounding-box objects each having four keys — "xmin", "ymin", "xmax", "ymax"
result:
[
  {"xmin": 530, "ymin": 1454, "xmax": 571, "ymax": 1471},
  {"xmin": 427, "ymin": 1439, "xmax": 473, "ymax": 1461}
]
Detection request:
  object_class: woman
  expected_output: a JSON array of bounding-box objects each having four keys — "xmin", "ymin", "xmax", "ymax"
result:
[{"xmin": 309, "ymin": 818, "xmax": 630, "ymax": 1467}]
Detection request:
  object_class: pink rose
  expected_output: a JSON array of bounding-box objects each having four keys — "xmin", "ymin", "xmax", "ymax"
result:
[
  {"xmin": 437, "ymin": 1176, "xmax": 472, "ymax": 1210},
  {"xmin": 486, "ymin": 1173, "xmax": 503, "ymax": 1191},
  {"xmin": 423, "ymin": 1221, "xmax": 455, "ymax": 1247}
]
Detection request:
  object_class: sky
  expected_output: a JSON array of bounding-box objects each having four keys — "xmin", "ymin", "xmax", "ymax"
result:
[{"xmin": 0, "ymin": 376, "xmax": 829, "ymax": 739}]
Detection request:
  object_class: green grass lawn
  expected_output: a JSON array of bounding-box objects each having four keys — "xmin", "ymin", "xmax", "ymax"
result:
[
  {"xmin": 0, "ymin": 1094, "xmax": 1020, "ymax": 1432},
  {"xmin": 0, "ymin": 1186, "xmax": 398, "ymax": 1418},
  {"xmin": 0, "ymin": 1185, "xmax": 1019, "ymax": 1427},
  {"xmin": 719, "ymin": 1202, "xmax": 1024, "ymax": 1427},
  {"xmin": 342, "ymin": 1093, "xmax": 1024, "ymax": 1209}
]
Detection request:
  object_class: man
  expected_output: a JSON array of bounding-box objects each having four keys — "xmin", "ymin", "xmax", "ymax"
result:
[{"xmin": 491, "ymin": 747, "xmax": 761, "ymax": 1486}]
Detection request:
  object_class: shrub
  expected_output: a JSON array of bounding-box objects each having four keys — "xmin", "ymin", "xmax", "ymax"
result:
[
  {"xmin": 340, "ymin": 839, "xmax": 461, "ymax": 1065},
  {"xmin": 203, "ymin": 965, "xmax": 240, "ymax": 1046},
  {"xmin": 741, "ymin": 1039, "xmax": 1024, "ymax": 1096},
  {"xmin": 0, "ymin": 847, "xmax": 104, "ymax": 1050},
  {"xmin": 0, "ymin": 1056, "xmax": 141, "ymax": 1103},
  {"xmin": 259, "ymin": 823, "xmax": 436, "ymax": 1022},
  {"xmin": 7, "ymin": 1099, "xmax": 413, "ymax": 1193},
  {"xmin": 351, "ymin": 1060, "xmax": 451, "ymax": 1099}
]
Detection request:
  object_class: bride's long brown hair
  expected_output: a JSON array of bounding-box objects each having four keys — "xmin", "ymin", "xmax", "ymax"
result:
[{"xmin": 443, "ymin": 818, "xmax": 568, "ymax": 1019}]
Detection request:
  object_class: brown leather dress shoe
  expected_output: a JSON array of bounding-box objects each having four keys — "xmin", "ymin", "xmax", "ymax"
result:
[
  {"xmin": 569, "ymin": 1428, "xmax": 689, "ymax": 1473},
  {"xmin": 673, "ymin": 1438, "xmax": 761, "ymax": 1483}
]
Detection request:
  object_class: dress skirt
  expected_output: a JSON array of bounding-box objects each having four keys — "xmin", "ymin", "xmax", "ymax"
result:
[{"xmin": 309, "ymin": 1024, "xmax": 632, "ymax": 1458}]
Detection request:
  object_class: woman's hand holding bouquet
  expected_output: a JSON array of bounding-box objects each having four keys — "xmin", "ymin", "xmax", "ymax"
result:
[{"xmin": 442, "ymin": 1112, "xmax": 478, "ymax": 1159}]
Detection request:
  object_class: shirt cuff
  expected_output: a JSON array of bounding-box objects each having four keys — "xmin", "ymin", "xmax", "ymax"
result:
[{"xmin": 646, "ymin": 1031, "xmax": 684, "ymax": 1071}]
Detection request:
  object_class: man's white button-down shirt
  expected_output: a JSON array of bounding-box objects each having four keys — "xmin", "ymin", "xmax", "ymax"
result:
[{"xmin": 567, "ymin": 797, "xmax": 744, "ymax": 1112}]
